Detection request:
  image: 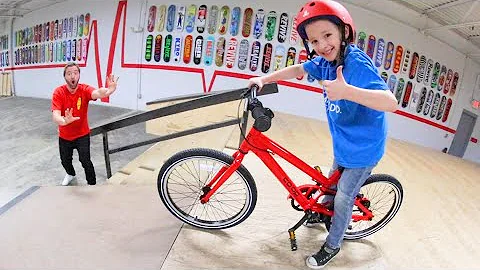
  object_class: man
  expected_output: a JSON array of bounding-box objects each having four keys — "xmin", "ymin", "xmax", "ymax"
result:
[{"xmin": 51, "ymin": 62, "xmax": 118, "ymax": 186}]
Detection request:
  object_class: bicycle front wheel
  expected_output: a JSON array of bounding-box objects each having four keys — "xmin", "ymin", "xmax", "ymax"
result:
[{"xmin": 157, "ymin": 148, "xmax": 257, "ymax": 229}]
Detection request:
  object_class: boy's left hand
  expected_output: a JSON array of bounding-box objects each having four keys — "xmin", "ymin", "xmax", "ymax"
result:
[{"xmin": 322, "ymin": 66, "xmax": 349, "ymax": 101}]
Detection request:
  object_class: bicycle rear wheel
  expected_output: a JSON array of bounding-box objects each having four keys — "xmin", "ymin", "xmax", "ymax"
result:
[
  {"xmin": 158, "ymin": 148, "xmax": 257, "ymax": 229},
  {"xmin": 342, "ymin": 174, "xmax": 403, "ymax": 240}
]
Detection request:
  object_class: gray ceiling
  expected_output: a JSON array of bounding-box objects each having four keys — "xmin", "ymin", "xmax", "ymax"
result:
[{"xmin": 2, "ymin": 0, "xmax": 480, "ymax": 62}]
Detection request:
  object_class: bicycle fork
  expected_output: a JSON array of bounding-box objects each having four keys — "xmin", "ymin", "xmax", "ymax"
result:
[{"xmin": 288, "ymin": 210, "xmax": 313, "ymax": 251}]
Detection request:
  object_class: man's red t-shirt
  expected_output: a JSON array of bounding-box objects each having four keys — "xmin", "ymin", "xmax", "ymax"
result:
[{"xmin": 51, "ymin": 83, "xmax": 95, "ymax": 141}]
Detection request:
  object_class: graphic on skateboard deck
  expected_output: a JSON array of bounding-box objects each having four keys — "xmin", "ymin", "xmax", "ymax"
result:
[
  {"xmin": 76, "ymin": 39, "xmax": 82, "ymax": 61},
  {"xmin": 273, "ymin": 44, "xmax": 285, "ymax": 72},
  {"xmin": 357, "ymin": 31, "xmax": 367, "ymax": 52},
  {"xmin": 58, "ymin": 20, "xmax": 62, "ymax": 41},
  {"xmin": 408, "ymin": 52, "xmax": 419, "ymax": 80},
  {"xmin": 242, "ymin": 8, "xmax": 253, "ymax": 38},
  {"xmin": 409, "ymin": 83, "xmax": 423, "ymax": 110},
  {"xmin": 66, "ymin": 40, "xmax": 71, "ymax": 61},
  {"xmin": 416, "ymin": 87, "xmax": 427, "ymax": 113},
  {"xmin": 442, "ymin": 98, "xmax": 452, "ymax": 122},
  {"xmin": 71, "ymin": 38, "xmax": 76, "ymax": 61},
  {"xmin": 449, "ymin": 72, "xmax": 459, "ymax": 96},
  {"xmin": 230, "ymin": 7, "xmax": 241, "ymax": 36},
  {"xmin": 78, "ymin": 14, "xmax": 84, "ymax": 37},
  {"xmin": 62, "ymin": 19, "xmax": 67, "ymax": 39},
  {"xmin": 401, "ymin": 81, "xmax": 413, "ymax": 108},
  {"xmin": 249, "ymin": 40, "xmax": 261, "ymax": 72},
  {"xmin": 366, "ymin": 34, "xmax": 376, "ymax": 59},
  {"xmin": 53, "ymin": 42, "xmax": 57, "ymax": 62},
  {"xmin": 289, "ymin": 17, "xmax": 299, "ymax": 45},
  {"xmin": 392, "ymin": 45, "xmax": 403, "ymax": 74},
  {"xmin": 176, "ymin": 6, "xmax": 186, "ymax": 32},
  {"xmin": 394, "ymin": 78, "xmax": 405, "ymax": 104},
  {"xmin": 215, "ymin": 36, "xmax": 226, "ymax": 67},
  {"xmin": 72, "ymin": 17, "xmax": 77, "ymax": 38},
  {"xmin": 62, "ymin": 41, "xmax": 66, "ymax": 62},
  {"xmin": 82, "ymin": 37, "xmax": 87, "ymax": 61},
  {"xmin": 154, "ymin": 34, "xmax": 162, "ymax": 62},
  {"xmin": 163, "ymin": 34, "xmax": 172, "ymax": 62},
  {"xmin": 416, "ymin": 55, "xmax": 426, "ymax": 83},
  {"xmin": 437, "ymin": 65, "xmax": 447, "ymax": 92},
  {"xmin": 384, "ymin": 41, "xmax": 394, "ymax": 70},
  {"xmin": 423, "ymin": 59, "xmax": 433, "ymax": 86},
  {"xmin": 261, "ymin": 42, "xmax": 273, "ymax": 73},
  {"xmin": 155, "ymin": 5, "xmax": 166, "ymax": 32},
  {"xmin": 253, "ymin": 9, "xmax": 265, "ymax": 39},
  {"xmin": 166, "ymin": 5, "xmax": 176, "ymax": 32},
  {"xmin": 204, "ymin": 36, "xmax": 215, "ymax": 66},
  {"xmin": 265, "ymin": 11, "xmax": 277, "ymax": 41},
  {"xmin": 374, "ymin": 38, "xmax": 385, "ymax": 68},
  {"xmin": 387, "ymin": 74, "xmax": 397, "ymax": 93},
  {"xmin": 183, "ymin": 35, "xmax": 193, "ymax": 64},
  {"xmin": 193, "ymin": 35, "xmax": 203, "ymax": 65},
  {"xmin": 196, "ymin": 5, "xmax": 207, "ymax": 33},
  {"xmin": 238, "ymin": 39, "xmax": 249, "ymax": 70},
  {"xmin": 69, "ymin": 17, "xmax": 73, "ymax": 38},
  {"xmin": 225, "ymin": 37, "xmax": 238, "ymax": 68},
  {"xmin": 218, "ymin": 5, "xmax": 230, "ymax": 35},
  {"xmin": 423, "ymin": 89, "xmax": 434, "ymax": 116},
  {"xmin": 436, "ymin": 95, "xmax": 447, "ymax": 120},
  {"xmin": 84, "ymin": 13, "xmax": 90, "ymax": 36},
  {"xmin": 430, "ymin": 92, "xmax": 441, "ymax": 118},
  {"xmin": 51, "ymin": 20, "xmax": 55, "ymax": 40},
  {"xmin": 285, "ymin": 47, "xmax": 296, "ymax": 67},
  {"xmin": 277, "ymin": 13, "xmax": 289, "ymax": 43},
  {"xmin": 173, "ymin": 36, "xmax": 182, "ymax": 62},
  {"xmin": 145, "ymin": 35, "xmax": 153, "ymax": 61},
  {"xmin": 54, "ymin": 20, "xmax": 58, "ymax": 40},
  {"xmin": 296, "ymin": 49, "xmax": 308, "ymax": 80},
  {"xmin": 207, "ymin": 5, "xmax": 219, "ymax": 35},
  {"xmin": 400, "ymin": 48, "xmax": 411, "ymax": 74},
  {"xmin": 443, "ymin": 68, "xmax": 453, "ymax": 94},
  {"xmin": 381, "ymin": 71, "xmax": 388, "ymax": 83},
  {"xmin": 185, "ymin": 5, "xmax": 197, "ymax": 33},
  {"xmin": 431, "ymin": 62, "xmax": 441, "ymax": 89},
  {"xmin": 46, "ymin": 21, "xmax": 50, "ymax": 41}
]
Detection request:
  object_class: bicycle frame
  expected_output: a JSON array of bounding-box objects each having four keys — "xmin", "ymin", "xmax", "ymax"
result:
[{"xmin": 200, "ymin": 127, "xmax": 374, "ymax": 222}]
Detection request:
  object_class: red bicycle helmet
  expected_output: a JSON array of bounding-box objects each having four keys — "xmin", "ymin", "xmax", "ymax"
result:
[{"xmin": 296, "ymin": 0, "xmax": 355, "ymax": 42}]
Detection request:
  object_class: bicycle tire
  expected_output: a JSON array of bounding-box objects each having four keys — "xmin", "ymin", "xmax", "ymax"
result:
[
  {"xmin": 158, "ymin": 148, "xmax": 258, "ymax": 229},
  {"xmin": 325, "ymin": 174, "xmax": 403, "ymax": 240}
]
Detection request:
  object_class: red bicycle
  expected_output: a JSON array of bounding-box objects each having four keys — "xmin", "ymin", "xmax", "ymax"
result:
[{"xmin": 157, "ymin": 84, "xmax": 403, "ymax": 250}]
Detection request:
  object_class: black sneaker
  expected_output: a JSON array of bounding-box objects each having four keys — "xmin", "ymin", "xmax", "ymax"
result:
[
  {"xmin": 303, "ymin": 213, "xmax": 325, "ymax": 227},
  {"xmin": 306, "ymin": 243, "xmax": 340, "ymax": 269}
]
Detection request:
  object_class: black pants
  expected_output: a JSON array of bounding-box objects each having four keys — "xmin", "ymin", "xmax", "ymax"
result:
[{"xmin": 59, "ymin": 134, "xmax": 96, "ymax": 185}]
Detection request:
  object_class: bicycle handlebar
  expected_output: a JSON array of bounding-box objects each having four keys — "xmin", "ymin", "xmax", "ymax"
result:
[{"xmin": 244, "ymin": 84, "xmax": 274, "ymax": 132}]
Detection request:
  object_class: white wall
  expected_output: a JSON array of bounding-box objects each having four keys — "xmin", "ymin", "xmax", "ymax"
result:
[{"xmin": 5, "ymin": 0, "xmax": 479, "ymax": 164}]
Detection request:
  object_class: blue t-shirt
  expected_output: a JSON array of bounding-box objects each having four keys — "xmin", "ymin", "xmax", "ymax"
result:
[{"xmin": 303, "ymin": 45, "xmax": 388, "ymax": 168}]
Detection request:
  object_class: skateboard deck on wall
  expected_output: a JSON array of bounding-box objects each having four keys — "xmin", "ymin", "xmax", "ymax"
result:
[
  {"xmin": 218, "ymin": 5, "xmax": 230, "ymax": 35},
  {"xmin": 366, "ymin": 34, "xmax": 376, "ymax": 59},
  {"xmin": 450, "ymin": 72, "xmax": 459, "ymax": 96},
  {"xmin": 416, "ymin": 87, "xmax": 427, "ymax": 113},
  {"xmin": 394, "ymin": 78, "xmax": 405, "ymax": 104},
  {"xmin": 82, "ymin": 38, "xmax": 88, "ymax": 61},
  {"xmin": 443, "ymin": 69, "xmax": 453, "ymax": 94},
  {"xmin": 423, "ymin": 89, "xmax": 434, "ymax": 116},
  {"xmin": 356, "ymin": 31, "xmax": 366, "ymax": 52},
  {"xmin": 157, "ymin": 5, "xmax": 166, "ymax": 32},
  {"xmin": 196, "ymin": 5, "xmax": 207, "ymax": 33},
  {"xmin": 63, "ymin": 18, "xmax": 67, "ymax": 39},
  {"xmin": 193, "ymin": 35, "xmax": 203, "ymax": 65},
  {"xmin": 265, "ymin": 11, "xmax": 277, "ymax": 41},
  {"xmin": 204, "ymin": 35, "xmax": 215, "ymax": 66},
  {"xmin": 46, "ymin": 22, "xmax": 50, "ymax": 41},
  {"xmin": 78, "ymin": 14, "xmax": 84, "ymax": 37},
  {"xmin": 392, "ymin": 45, "xmax": 403, "ymax": 73},
  {"xmin": 431, "ymin": 61, "xmax": 441, "ymax": 88},
  {"xmin": 66, "ymin": 40, "xmax": 70, "ymax": 61},
  {"xmin": 436, "ymin": 95, "xmax": 447, "ymax": 120},
  {"xmin": 253, "ymin": 9, "xmax": 265, "ymax": 39},
  {"xmin": 401, "ymin": 81, "xmax": 413, "ymax": 108},
  {"xmin": 249, "ymin": 40, "xmax": 261, "ymax": 72},
  {"xmin": 242, "ymin": 8, "xmax": 253, "ymax": 38},
  {"xmin": 163, "ymin": 34, "xmax": 172, "ymax": 62},
  {"xmin": 225, "ymin": 37, "xmax": 238, "ymax": 68},
  {"xmin": 230, "ymin": 7, "xmax": 241, "ymax": 36},
  {"xmin": 400, "ymin": 48, "xmax": 411, "ymax": 74},
  {"xmin": 384, "ymin": 41, "xmax": 394, "ymax": 70},
  {"xmin": 381, "ymin": 71, "xmax": 388, "ymax": 83},
  {"xmin": 285, "ymin": 47, "xmax": 296, "ymax": 68},
  {"xmin": 277, "ymin": 13, "xmax": 289, "ymax": 43},
  {"xmin": 442, "ymin": 98, "xmax": 453, "ymax": 122},
  {"xmin": 261, "ymin": 42, "xmax": 273, "ymax": 73},
  {"xmin": 72, "ymin": 39, "xmax": 76, "ymax": 61},
  {"xmin": 273, "ymin": 44, "xmax": 285, "ymax": 72},
  {"xmin": 289, "ymin": 17, "xmax": 299, "ymax": 45},
  {"xmin": 408, "ymin": 52, "xmax": 419, "ymax": 79},
  {"xmin": 72, "ymin": 17, "xmax": 77, "ymax": 38},
  {"xmin": 387, "ymin": 74, "xmax": 397, "ymax": 93},
  {"xmin": 54, "ymin": 20, "xmax": 58, "ymax": 40},
  {"xmin": 207, "ymin": 5, "xmax": 219, "ymax": 35},
  {"xmin": 183, "ymin": 35, "xmax": 193, "ymax": 64},
  {"xmin": 77, "ymin": 39, "xmax": 82, "ymax": 61},
  {"xmin": 374, "ymin": 38, "xmax": 385, "ymax": 68},
  {"xmin": 154, "ymin": 34, "xmax": 162, "ymax": 62},
  {"xmin": 145, "ymin": 35, "xmax": 153, "ymax": 61},
  {"xmin": 176, "ymin": 6, "xmax": 186, "ymax": 32},
  {"xmin": 296, "ymin": 49, "xmax": 308, "ymax": 80},
  {"xmin": 430, "ymin": 92, "xmax": 441, "ymax": 119},
  {"xmin": 62, "ymin": 41, "xmax": 66, "ymax": 61},
  {"xmin": 424, "ymin": 59, "xmax": 433, "ymax": 86},
  {"xmin": 238, "ymin": 39, "xmax": 249, "ymax": 70},
  {"xmin": 166, "ymin": 5, "xmax": 176, "ymax": 32},
  {"xmin": 185, "ymin": 5, "xmax": 196, "ymax": 33},
  {"xmin": 50, "ymin": 21, "xmax": 55, "ymax": 40},
  {"xmin": 437, "ymin": 65, "xmax": 447, "ymax": 92},
  {"xmin": 58, "ymin": 20, "xmax": 62, "ymax": 41},
  {"xmin": 69, "ymin": 17, "xmax": 73, "ymax": 38},
  {"xmin": 409, "ymin": 83, "xmax": 423, "ymax": 110},
  {"xmin": 416, "ymin": 55, "xmax": 426, "ymax": 83},
  {"xmin": 173, "ymin": 36, "xmax": 182, "ymax": 62},
  {"xmin": 84, "ymin": 13, "xmax": 90, "ymax": 36},
  {"xmin": 215, "ymin": 36, "xmax": 226, "ymax": 67}
]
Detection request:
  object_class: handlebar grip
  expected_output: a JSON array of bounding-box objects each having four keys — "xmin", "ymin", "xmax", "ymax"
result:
[{"xmin": 250, "ymin": 99, "xmax": 274, "ymax": 132}]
